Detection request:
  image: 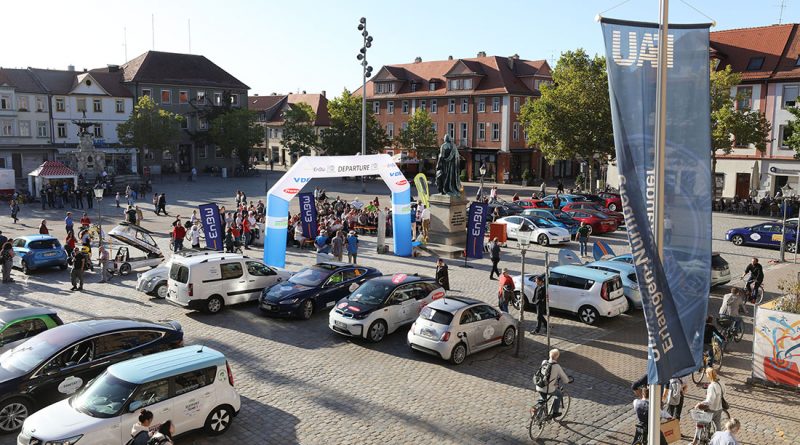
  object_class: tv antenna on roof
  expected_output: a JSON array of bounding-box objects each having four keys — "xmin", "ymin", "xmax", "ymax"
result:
[{"xmin": 778, "ymin": 0, "xmax": 789, "ymax": 24}]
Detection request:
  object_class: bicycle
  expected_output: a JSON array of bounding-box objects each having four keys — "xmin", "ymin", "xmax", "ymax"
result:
[
  {"xmin": 690, "ymin": 408, "xmax": 715, "ymax": 445},
  {"xmin": 692, "ymin": 336, "xmax": 723, "ymax": 384},
  {"xmin": 744, "ymin": 277, "xmax": 765, "ymax": 305},
  {"xmin": 528, "ymin": 378, "xmax": 572, "ymax": 440},
  {"xmin": 716, "ymin": 316, "xmax": 744, "ymax": 351}
]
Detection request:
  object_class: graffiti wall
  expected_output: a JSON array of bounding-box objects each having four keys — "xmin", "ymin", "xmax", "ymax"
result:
[{"xmin": 753, "ymin": 307, "xmax": 800, "ymax": 387}]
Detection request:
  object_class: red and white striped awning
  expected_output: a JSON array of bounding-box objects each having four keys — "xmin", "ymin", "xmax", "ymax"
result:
[{"xmin": 28, "ymin": 161, "xmax": 78, "ymax": 178}]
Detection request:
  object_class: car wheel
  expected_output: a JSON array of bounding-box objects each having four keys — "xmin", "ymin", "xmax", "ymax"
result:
[
  {"xmin": 731, "ymin": 235, "xmax": 744, "ymax": 246},
  {"xmin": 450, "ymin": 343, "xmax": 467, "ymax": 365},
  {"xmin": 204, "ymin": 405, "xmax": 233, "ymax": 435},
  {"xmin": 298, "ymin": 300, "xmax": 314, "ymax": 320},
  {"xmin": 154, "ymin": 283, "xmax": 168, "ymax": 299},
  {"xmin": 578, "ymin": 305, "xmax": 600, "ymax": 325},
  {"xmin": 586, "ymin": 225, "xmax": 593, "ymax": 236},
  {"xmin": 205, "ymin": 295, "xmax": 225, "ymax": 314},
  {"xmin": 0, "ymin": 398, "xmax": 31, "ymax": 433},
  {"xmin": 119, "ymin": 263, "xmax": 132, "ymax": 276},
  {"xmin": 538, "ymin": 234, "xmax": 550, "ymax": 246},
  {"xmin": 787, "ymin": 241, "xmax": 797, "ymax": 254},
  {"xmin": 368, "ymin": 320, "xmax": 387, "ymax": 342},
  {"xmin": 502, "ymin": 326, "xmax": 516, "ymax": 346},
  {"xmin": 21, "ymin": 261, "xmax": 30, "ymax": 275},
  {"xmin": 608, "ymin": 203, "xmax": 618, "ymax": 211}
]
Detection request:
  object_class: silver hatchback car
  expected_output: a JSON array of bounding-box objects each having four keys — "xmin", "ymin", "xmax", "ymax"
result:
[{"xmin": 407, "ymin": 297, "xmax": 517, "ymax": 365}]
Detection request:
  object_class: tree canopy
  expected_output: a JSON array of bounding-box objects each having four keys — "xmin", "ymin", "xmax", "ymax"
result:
[
  {"xmin": 209, "ymin": 108, "xmax": 262, "ymax": 167},
  {"xmin": 117, "ymin": 95, "xmax": 183, "ymax": 160},
  {"xmin": 394, "ymin": 108, "xmax": 438, "ymax": 158},
  {"xmin": 281, "ymin": 102, "xmax": 318, "ymax": 157},
  {"xmin": 320, "ymin": 89, "xmax": 387, "ymax": 156},
  {"xmin": 781, "ymin": 106, "xmax": 800, "ymax": 159}
]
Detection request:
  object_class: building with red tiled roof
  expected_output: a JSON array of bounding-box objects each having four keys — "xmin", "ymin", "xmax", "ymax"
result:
[
  {"xmin": 710, "ymin": 24, "xmax": 800, "ymax": 197},
  {"xmin": 356, "ymin": 53, "xmax": 555, "ymax": 182}
]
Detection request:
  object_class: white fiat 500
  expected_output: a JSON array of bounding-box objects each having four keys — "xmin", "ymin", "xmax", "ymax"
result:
[
  {"xmin": 17, "ymin": 345, "xmax": 240, "ymax": 445},
  {"xmin": 407, "ymin": 297, "xmax": 517, "ymax": 365},
  {"xmin": 329, "ymin": 274, "xmax": 445, "ymax": 342}
]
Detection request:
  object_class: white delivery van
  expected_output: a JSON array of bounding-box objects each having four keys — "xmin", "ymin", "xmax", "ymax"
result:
[{"xmin": 166, "ymin": 253, "xmax": 292, "ymax": 313}]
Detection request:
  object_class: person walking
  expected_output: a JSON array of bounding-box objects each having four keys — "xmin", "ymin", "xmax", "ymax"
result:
[
  {"xmin": 532, "ymin": 275, "xmax": 548, "ymax": 334},
  {"xmin": 540, "ymin": 180, "xmax": 547, "ymax": 197},
  {"xmin": 488, "ymin": 237, "xmax": 501, "ymax": 280},
  {"xmin": 129, "ymin": 409, "xmax": 153, "ymax": 445},
  {"xmin": 10, "ymin": 199, "xmax": 20, "ymax": 224},
  {"xmin": 86, "ymin": 187, "xmax": 93, "ymax": 209},
  {"xmin": 577, "ymin": 221, "xmax": 590, "ymax": 257},
  {"xmin": 125, "ymin": 205, "xmax": 137, "ymax": 224},
  {"xmin": 557, "ymin": 179, "xmax": 564, "ymax": 194},
  {"xmin": 39, "ymin": 219, "xmax": 50, "ymax": 235},
  {"xmin": 421, "ymin": 205, "xmax": 431, "ymax": 242},
  {"xmin": 40, "ymin": 188, "xmax": 47, "ymax": 210},
  {"xmin": 172, "ymin": 220, "xmax": 186, "ymax": 252},
  {"xmin": 64, "ymin": 212, "xmax": 74, "ymax": 235},
  {"xmin": 662, "ymin": 375, "xmax": 688, "ymax": 420},
  {"xmin": 693, "ymin": 367, "xmax": 727, "ymax": 442},
  {"xmin": 189, "ymin": 223, "xmax": 201, "ymax": 249},
  {"xmin": 498, "ymin": 268, "xmax": 514, "ymax": 313},
  {"xmin": 98, "ymin": 244, "xmax": 111, "ymax": 283},
  {"xmin": 157, "ymin": 193, "xmax": 167, "ymax": 216},
  {"xmin": 435, "ymin": 258, "xmax": 450, "ymax": 291},
  {"xmin": 152, "ymin": 193, "xmax": 159, "ymax": 214},
  {"xmin": 331, "ymin": 230, "xmax": 344, "ymax": 262},
  {"xmin": 70, "ymin": 246, "xmax": 88, "ymax": 291},
  {"xmin": 1, "ymin": 241, "xmax": 14, "ymax": 284},
  {"xmin": 115, "ymin": 191, "xmax": 121, "ymax": 208},
  {"xmin": 347, "ymin": 231, "xmax": 359, "ymax": 264},
  {"xmin": 709, "ymin": 418, "xmax": 741, "ymax": 445},
  {"xmin": 148, "ymin": 420, "xmax": 175, "ymax": 445}
]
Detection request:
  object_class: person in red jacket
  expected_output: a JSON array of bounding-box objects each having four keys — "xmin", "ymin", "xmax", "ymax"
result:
[
  {"xmin": 172, "ymin": 222, "xmax": 186, "ymax": 252},
  {"xmin": 498, "ymin": 268, "xmax": 515, "ymax": 313},
  {"xmin": 80, "ymin": 213, "xmax": 91, "ymax": 229},
  {"xmin": 242, "ymin": 216, "xmax": 251, "ymax": 249}
]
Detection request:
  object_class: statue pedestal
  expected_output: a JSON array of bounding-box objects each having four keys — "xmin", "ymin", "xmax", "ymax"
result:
[{"xmin": 425, "ymin": 193, "xmax": 467, "ymax": 258}]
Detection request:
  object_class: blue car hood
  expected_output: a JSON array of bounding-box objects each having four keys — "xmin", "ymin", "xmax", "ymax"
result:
[{"xmin": 263, "ymin": 282, "xmax": 315, "ymax": 302}]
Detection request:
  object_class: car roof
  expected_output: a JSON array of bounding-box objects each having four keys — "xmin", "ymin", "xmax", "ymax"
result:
[
  {"xmin": 587, "ymin": 260, "xmax": 634, "ymax": 272},
  {"xmin": 19, "ymin": 318, "xmax": 175, "ymax": 349},
  {"xmin": 16, "ymin": 235, "xmax": 57, "ymax": 242},
  {"xmin": 173, "ymin": 252, "xmax": 250, "ymax": 265},
  {"xmin": 108, "ymin": 345, "xmax": 224, "ymax": 385},
  {"xmin": 368, "ymin": 273, "xmax": 434, "ymax": 286},
  {"xmin": 311, "ymin": 262, "xmax": 375, "ymax": 272},
  {"xmin": 552, "ymin": 265, "xmax": 619, "ymax": 280},
  {"xmin": 0, "ymin": 307, "xmax": 57, "ymax": 325},
  {"xmin": 426, "ymin": 296, "xmax": 483, "ymax": 312}
]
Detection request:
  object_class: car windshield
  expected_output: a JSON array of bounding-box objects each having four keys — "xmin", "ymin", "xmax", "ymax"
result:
[
  {"xmin": 28, "ymin": 239, "xmax": 61, "ymax": 249},
  {"xmin": 0, "ymin": 327, "xmax": 74, "ymax": 373},
  {"xmin": 289, "ymin": 267, "xmax": 330, "ymax": 287},
  {"xmin": 419, "ymin": 306, "xmax": 454, "ymax": 325},
  {"xmin": 528, "ymin": 217, "xmax": 555, "ymax": 228},
  {"xmin": 71, "ymin": 371, "xmax": 137, "ymax": 418},
  {"xmin": 347, "ymin": 280, "xmax": 394, "ymax": 305}
]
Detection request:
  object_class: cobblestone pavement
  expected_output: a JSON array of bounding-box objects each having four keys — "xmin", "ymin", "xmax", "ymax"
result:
[{"xmin": 0, "ymin": 171, "xmax": 796, "ymax": 445}]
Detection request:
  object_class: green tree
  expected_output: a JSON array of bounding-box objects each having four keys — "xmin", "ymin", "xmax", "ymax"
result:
[
  {"xmin": 395, "ymin": 108, "xmax": 438, "ymax": 158},
  {"xmin": 209, "ymin": 108, "xmax": 262, "ymax": 168},
  {"xmin": 281, "ymin": 102, "xmax": 318, "ymax": 157},
  {"xmin": 518, "ymin": 49, "xmax": 614, "ymax": 192},
  {"xmin": 117, "ymin": 96, "xmax": 183, "ymax": 168},
  {"xmin": 320, "ymin": 89, "xmax": 387, "ymax": 156},
  {"xmin": 782, "ymin": 107, "xmax": 800, "ymax": 159}
]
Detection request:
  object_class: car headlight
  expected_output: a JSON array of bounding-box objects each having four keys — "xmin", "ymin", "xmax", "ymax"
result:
[
  {"xmin": 45, "ymin": 435, "xmax": 83, "ymax": 445},
  {"xmin": 280, "ymin": 297, "xmax": 300, "ymax": 304},
  {"xmin": 548, "ymin": 231, "xmax": 560, "ymax": 236}
]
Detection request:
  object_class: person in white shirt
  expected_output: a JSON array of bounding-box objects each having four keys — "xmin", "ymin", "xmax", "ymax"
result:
[
  {"xmin": 693, "ymin": 367, "xmax": 727, "ymax": 443},
  {"xmin": 190, "ymin": 223, "xmax": 201, "ymax": 249},
  {"xmin": 421, "ymin": 205, "xmax": 431, "ymax": 241},
  {"xmin": 719, "ymin": 287, "xmax": 745, "ymax": 333},
  {"xmin": 709, "ymin": 418, "xmax": 741, "ymax": 445},
  {"xmin": 534, "ymin": 349, "xmax": 571, "ymax": 417}
]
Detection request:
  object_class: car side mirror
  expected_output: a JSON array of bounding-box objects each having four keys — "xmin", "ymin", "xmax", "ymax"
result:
[
  {"xmin": 495, "ymin": 314, "xmax": 501, "ymax": 320},
  {"xmin": 128, "ymin": 400, "xmax": 143, "ymax": 413}
]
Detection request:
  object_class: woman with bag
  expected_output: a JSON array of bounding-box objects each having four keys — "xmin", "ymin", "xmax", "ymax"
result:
[
  {"xmin": 692, "ymin": 367, "xmax": 727, "ymax": 444},
  {"xmin": 148, "ymin": 420, "xmax": 175, "ymax": 445}
]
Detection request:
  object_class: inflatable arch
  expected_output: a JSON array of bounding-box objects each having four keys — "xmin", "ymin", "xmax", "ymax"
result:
[{"xmin": 264, "ymin": 154, "xmax": 412, "ymax": 268}]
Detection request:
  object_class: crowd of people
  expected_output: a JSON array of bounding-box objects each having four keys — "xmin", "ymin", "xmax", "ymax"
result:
[{"xmin": 714, "ymin": 193, "xmax": 798, "ymax": 217}]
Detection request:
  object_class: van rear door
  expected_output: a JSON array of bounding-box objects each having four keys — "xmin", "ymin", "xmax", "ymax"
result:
[{"xmin": 168, "ymin": 263, "xmax": 191, "ymax": 304}]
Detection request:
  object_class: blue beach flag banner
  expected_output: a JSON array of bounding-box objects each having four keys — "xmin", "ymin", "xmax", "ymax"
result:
[
  {"xmin": 466, "ymin": 202, "xmax": 489, "ymax": 259},
  {"xmin": 199, "ymin": 203, "xmax": 224, "ymax": 251},
  {"xmin": 601, "ymin": 18, "xmax": 712, "ymax": 384},
  {"xmin": 298, "ymin": 192, "xmax": 318, "ymax": 239}
]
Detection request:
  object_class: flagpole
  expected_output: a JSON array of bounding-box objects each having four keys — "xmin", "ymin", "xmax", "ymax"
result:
[{"xmin": 649, "ymin": 0, "xmax": 669, "ymax": 443}]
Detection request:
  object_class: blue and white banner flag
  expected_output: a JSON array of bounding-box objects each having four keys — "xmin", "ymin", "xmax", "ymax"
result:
[
  {"xmin": 298, "ymin": 192, "xmax": 318, "ymax": 239},
  {"xmin": 199, "ymin": 203, "xmax": 223, "ymax": 251},
  {"xmin": 601, "ymin": 18, "xmax": 712, "ymax": 384},
  {"xmin": 466, "ymin": 202, "xmax": 489, "ymax": 259}
]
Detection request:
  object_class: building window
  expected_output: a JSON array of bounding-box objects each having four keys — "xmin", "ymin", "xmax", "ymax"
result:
[
  {"xmin": 430, "ymin": 99, "xmax": 437, "ymax": 113},
  {"xmin": 198, "ymin": 145, "xmax": 207, "ymax": 159},
  {"xmin": 93, "ymin": 99, "xmax": 102, "ymax": 112},
  {"xmin": 375, "ymin": 82, "xmax": 395, "ymax": 94},
  {"xmin": 199, "ymin": 119, "xmax": 209, "ymax": 131},
  {"xmin": 37, "ymin": 121, "xmax": 48, "ymax": 137},
  {"xmin": 230, "ymin": 94, "xmax": 239, "ymax": 105},
  {"xmin": 373, "ymin": 101, "xmax": 380, "ymax": 114},
  {"xmin": 448, "ymin": 99, "xmax": 455, "ymax": 113},
  {"xmin": 144, "ymin": 150, "xmax": 155, "ymax": 161},
  {"xmin": 464, "ymin": 78, "xmax": 473, "ymax": 89},
  {"xmin": 429, "ymin": 82, "xmax": 436, "ymax": 91},
  {"xmin": 0, "ymin": 95, "xmax": 9, "ymax": 110},
  {"xmin": 492, "ymin": 123, "xmax": 500, "ymax": 140},
  {"xmin": 411, "ymin": 82, "xmax": 417, "ymax": 92},
  {"xmin": 94, "ymin": 124, "xmax": 103, "ymax": 138},
  {"xmin": 387, "ymin": 123, "xmax": 394, "ymax": 139},
  {"xmin": 402, "ymin": 101, "xmax": 409, "ymax": 114},
  {"xmin": 461, "ymin": 98, "xmax": 468, "ymax": 113},
  {"xmin": 55, "ymin": 97, "xmax": 65, "ymax": 112},
  {"xmin": 420, "ymin": 100, "xmax": 426, "ymax": 112},
  {"xmin": 460, "ymin": 122, "xmax": 468, "ymax": 141},
  {"xmin": 76, "ymin": 98, "xmax": 86, "ymax": 112},
  {"xmin": 19, "ymin": 121, "xmax": 31, "ymax": 137},
  {"xmin": 141, "ymin": 88, "xmax": 151, "ymax": 97},
  {"xmin": 447, "ymin": 122, "xmax": 455, "ymax": 138},
  {"xmin": 513, "ymin": 97, "xmax": 520, "ymax": 113},
  {"xmin": 401, "ymin": 122, "xmax": 408, "ymax": 131},
  {"xmin": 492, "ymin": 97, "xmax": 500, "ymax": 112},
  {"xmin": 779, "ymin": 125, "xmax": 794, "ymax": 149},
  {"xmin": 513, "ymin": 122, "xmax": 519, "ymax": 141},
  {"xmin": 783, "ymin": 85, "xmax": 798, "ymax": 108},
  {"xmin": 387, "ymin": 101, "xmax": 394, "ymax": 114},
  {"xmin": 0, "ymin": 120, "xmax": 12, "ymax": 136},
  {"xmin": 214, "ymin": 92, "xmax": 222, "ymax": 105},
  {"xmin": 478, "ymin": 123, "xmax": 486, "ymax": 141},
  {"xmin": 197, "ymin": 91, "xmax": 206, "ymax": 104},
  {"xmin": 115, "ymin": 99, "xmax": 125, "ymax": 113},
  {"xmin": 431, "ymin": 122, "xmax": 437, "ymax": 133},
  {"xmin": 161, "ymin": 90, "xmax": 172, "ymax": 104},
  {"xmin": 448, "ymin": 78, "xmax": 472, "ymax": 90},
  {"xmin": 746, "ymin": 57, "xmax": 764, "ymax": 71},
  {"xmin": 18, "ymin": 96, "xmax": 29, "ymax": 111},
  {"xmin": 478, "ymin": 97, "xmax": 486, "ymax": 113},
  {"xmin": 736, "ymin": 86, "xmax": 752, "ymax": 110},
  {"xmin": 179, "ymin": 91, "xmax": 189, "ymax": 104},
  {"xmin": 57, "ymin": 122, "xmax": 67, "ymax": 138},
  {"xmin": 215, "ymin": 146, "xmax": 223, "ymax": 158}
]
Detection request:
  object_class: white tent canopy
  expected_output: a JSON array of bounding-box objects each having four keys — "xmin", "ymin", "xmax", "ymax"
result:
[{"xmin": 27, "ymin": 161, "xmax": 79, "ymax": 195}]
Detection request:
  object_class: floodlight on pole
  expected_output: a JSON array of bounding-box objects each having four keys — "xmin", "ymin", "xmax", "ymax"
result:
[{"xmin": 93, "ymin": 186, "xmax": 105, "ymax": 245}]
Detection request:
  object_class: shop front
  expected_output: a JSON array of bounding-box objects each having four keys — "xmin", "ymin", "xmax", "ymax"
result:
[{"xmin": 470, "ymin": 150, "xmax": 497, "ymax": 181}]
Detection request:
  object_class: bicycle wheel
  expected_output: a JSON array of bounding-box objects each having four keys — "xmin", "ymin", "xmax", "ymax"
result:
[
  {"xmin": 559, "ymin": 390, "xmax": 571, "ymax": 422},
  {"xmin": 733, "ymin": 324, "xmax": 744, "ymax": 343},
  {"xmin": 528, "ymin": 406, "xmax": 547, "ymax": 440},
  {"xmin": 712, "ymin": 346, "xmax": 723, "ymax": 372},
  {"xmin": 755, "ymin": 287, "xmax": 764, "ymax": 305},
  {"xmin": 692, "ymin": 366, "xmax": 705, "ymax": 384}
]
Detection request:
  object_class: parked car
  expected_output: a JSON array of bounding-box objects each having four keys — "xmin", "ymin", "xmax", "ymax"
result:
[
  {"xmin": 166, "ymin": 253, "xmax": 292, "ymax": 313},
  {"xmin": 585, "ymin": 260, "xmax": 642, "ymax": 310},
  {"xmin": 561, "ymin": 201, "xmax": 625, "ymax": 226},
  {"xmin": 487, "ymin": 202, "xmax": 523, "ymax": 218},
  {"xmin": 541, "ymin": 194, "xmax": 588, "ymax": 209},
  {"xmin": 0, "ymin": 308, "xmax": 63, "ymax": 355},
  {"xmin": 10, "ymin": 235, "xmax": 68, "ymax": 274},
  {"xmin": 610, "ymin": 251, "xmax": 731, "ymax": 288},
  {"xmin": 496, "ymin": 216, "xmax": 571, "ymax": 246},
  {"xmin": 509, "ymin": 199, "xmax": 549, "ymax": 210},
  {"xmin": 261, "ymin": 262, "xmax": 381, "ymax": 319},
  {"xmin": 521, "ymin": 208, "xmax": 580, "ymax": 236},
  {"xmin": 596, "ymin": 192, "xmax": 623, "ymax": 211},
  {"xmin": 563, "ymin": 209, "xmax": 619, "ymax": 235},
  {"xmin": 407, "ymin": 296, "xmax": 516, "ymax": 365},
  {"xmin": 512, "ymin": 265, "xmax": 628, "ymax": 324},
  {"xmin": 106, "ymin": 223, "xmax": 164, "ymax": 275},
  {"xmin": 726, "ymin": 221, "xmax": 797, "ymax": 253},
  {"xmin": 329, "ymin": 274, "xmax": 445, "ymax": 342},
  {"xmin": 17, "ymin": 345, "xmax": 240, "ymax": 445},
  {"xmin": 0, "ymin": 318, "xmax": 183, "ymax": 433},
  {"xmin": 136, "ymin": 250, "xmax": 221, "ymax": 299}
]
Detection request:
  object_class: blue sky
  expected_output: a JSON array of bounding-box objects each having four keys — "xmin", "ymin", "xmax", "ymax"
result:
[{"xmin": 2, "ymin": 1, "xmax": 795, "ymax": 95}]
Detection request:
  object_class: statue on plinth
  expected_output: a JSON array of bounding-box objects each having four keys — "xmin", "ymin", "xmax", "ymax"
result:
[
  {"xmin": 434, "ymin": 134, "xmax": 461, "ymax": 196},
  {"xmin": 72, "ymin": 111, "xmax": 106, "ymax": 175}
]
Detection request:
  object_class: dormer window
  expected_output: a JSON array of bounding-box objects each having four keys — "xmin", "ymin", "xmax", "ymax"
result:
[
  {"xmin": 375, "ymin": 82, "xmax": 395, "ymax": 94},
  {"xmin": 410, "ymin": 82, "xmax": 417, "ymax": 93},
  {"xmin": 746, "ymin": 57, "xmax": 764, "ymax": 71},
  {"xmin": 448, "ymin": 78, "xmax": 473, "ymax": 91},
  {"xmin": 429, "ymin": 81, "xmax": 436, "ymax": 91}
]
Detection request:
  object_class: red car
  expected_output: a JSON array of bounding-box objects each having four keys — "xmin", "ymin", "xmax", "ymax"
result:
[
  {"xmin": 561, "ymin": 202, "xmax": 625, "ymax": 226},
  {"xmin": 564, "ymin": 209, "xmax": 618, "ymax": 235},
  {"xmin": 511, "ymin": 199, "xmax": 549, "ymax": 210},
  {"xmin": 597, "ymin": 192, "xmax": 623, "ymax": 212}
]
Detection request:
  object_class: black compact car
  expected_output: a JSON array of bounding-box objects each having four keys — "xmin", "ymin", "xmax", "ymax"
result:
[
  {"xmin": 260, "ymin": 262, "xmax": 381, "ymax": 319},
  {"xmin": 0, "ymin": 318, "xmax": 183, "ymax": 433}
]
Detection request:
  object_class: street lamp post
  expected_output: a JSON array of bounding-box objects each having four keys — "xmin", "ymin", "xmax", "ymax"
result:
[
  {"xmin": 513, "ymin": 228, "xmax": 533, "ymax": 358},
  {"xmin": 93, "ymin": 186, "xmax": 104, "ymax": 246},
  {"xmin": 357, "ymin": 17, "xmax": 374, "ymax": 193},
  {"xmin": 779, "ymin": 184, "xmax": 795, "ymax": 262},
  {"xmin": 477, "ymin": 163, "xmax": 487, "ymax": 201}
]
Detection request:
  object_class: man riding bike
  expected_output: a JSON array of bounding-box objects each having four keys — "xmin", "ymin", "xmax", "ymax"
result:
[
  {"xmin": 718, "ymin": 287, "xmax": 745, "ymax": 334},
  {"xmin": 741, "ymin": 257, "xmax": 764, "ymax": 303},
  {"xmin": 534, "ymin": 348, "xmax": 571, "ymax": 418}
]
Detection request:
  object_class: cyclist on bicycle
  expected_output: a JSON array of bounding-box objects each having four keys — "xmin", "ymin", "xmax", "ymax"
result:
[
  {"xmin": 741, "ymin": 257, "xmax": 764, "ymax": 303},
  {"xmin": 718, "ymin": 287, "xmax": 745, "ymax": 334},
  {"xmin": 534, "ymin": 348, "xmax": 571, "ymax": 418},
  {"xmin": 703, "ymin": 316, "xmax": 724, "ymax": 366}
]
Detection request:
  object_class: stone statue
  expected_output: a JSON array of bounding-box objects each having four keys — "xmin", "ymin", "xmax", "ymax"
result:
[
  {"xmin": 434, "ymin": 134, "xmax": 461, "ymax": 196},
  {"xmin": 71, "ymin": 111, "xmax": 106, "ymax": 175}
]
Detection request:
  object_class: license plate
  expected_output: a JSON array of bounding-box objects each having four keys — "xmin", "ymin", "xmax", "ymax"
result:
[
  {"xmin": 44, "ymin": 252, "xmax": 57, "ymax": 257},
  {"xmin": 334, "ymin": 320, "xmax": 347, "ymax": 329},
  {"xmin": 421, "ymin": 328, "xmax": 438, "ymax": 340},
  {"xmin": 263, "ymin": 303, "xmax": 277, "ymax": 311}
]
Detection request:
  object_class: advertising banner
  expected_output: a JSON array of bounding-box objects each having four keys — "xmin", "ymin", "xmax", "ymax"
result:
[
  {"xmin": 466, "ymin": 202, "xmax": 489, "ymax": 259},
  {"xmin": 199, "ymin": 203, "xmax": 224, "ymax": 251},
  {"xmin": 298, "ymin": 192, "xmax": 318, "ymax": 239},
  {"xmin": 752, "ymin": 306, "xmax": 800, "ymax": 387},
  {"xmin": 601, "ymin": 18, "xmax": 712, "ymax": 384}
]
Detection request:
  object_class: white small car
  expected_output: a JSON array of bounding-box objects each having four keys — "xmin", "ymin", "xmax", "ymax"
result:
[
  {"xmin": 136, "ymin": 250, "xmax": 221, "ymax": 299},
  {"xmin": 329, "ymin": 274, "xmax": 445, "ymax": 342},
  {"xmin": 17, "ymin": 345, "xmax": 240, "ymax": 445},
  {"xmin": 496, "ymin": 216, "xmax": 571, "ymax": 246},
  {"xmin": 407, "ymin": 296, "xmax": 517, "ymax": 365}
]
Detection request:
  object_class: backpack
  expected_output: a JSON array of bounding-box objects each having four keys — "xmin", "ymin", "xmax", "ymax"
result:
[
  {"xmin": 666, "ymin": 379, "xmax": 682, "ymax": 406},
  {"xmin": 533, "ymin": 361, "xmax": 552, "ymax": 388},
  {"xmin": 125, "ymin": 430, "xmax": 149, "ymax": 445}
]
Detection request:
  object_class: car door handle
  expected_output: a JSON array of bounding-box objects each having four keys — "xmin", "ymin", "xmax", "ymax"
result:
[
  {"xmin": 249, "ymin": 279, "xmax": 255, "ymax": 282},
  {"xmin": 238, "ymin": 280, "xmax": 246, "ymax": 283}
]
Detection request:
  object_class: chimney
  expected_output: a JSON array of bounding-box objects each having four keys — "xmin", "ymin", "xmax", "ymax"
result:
[
  {"xmin": 83, "ymin": 68, "xmax": 88, "ymax": 73},
  {"xmin": 254, "ymin": 93, "xmax": 259, "ymax": 96},
  {"xmin": 271, "ymin": 92, "xmax": 277, "ymax": 95},
  {"xmin": 414, "ymin": 56, "xmax": 422, "ymax": 63},
  {"xmin": 321, "ymin": 90, "xmax": 326, "ymax": 98},
  {"xmin": 448, "ymin": 55, "xmax": 453, "ymax": 60},
  {"xmin": 107, "ymin": 64, "xmax": 120, "ymax": 72},
  {"xmin": 477, "ymin": 51, "xmax": 486, "ymax": 57},
  {"xmin": 67, "ymin": 65, "xmax": 75, "ymax": 72}
]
